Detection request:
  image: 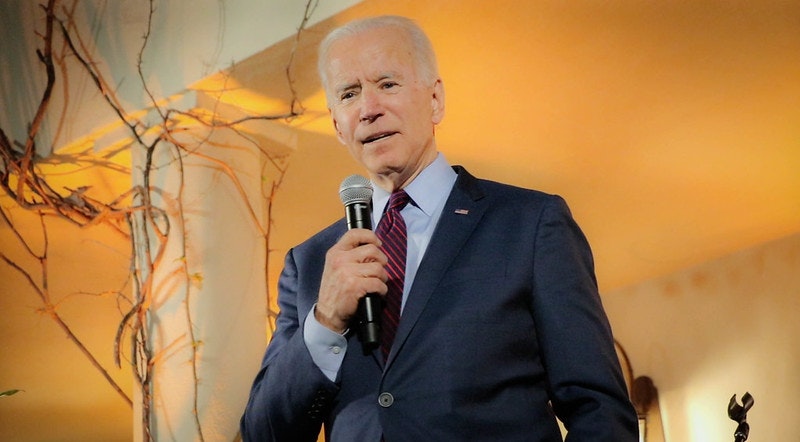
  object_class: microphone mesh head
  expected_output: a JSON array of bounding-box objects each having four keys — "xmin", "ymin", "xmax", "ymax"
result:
[{"xmin": 339, "ymin": 174, "xmax": 373, "ymax": 205}]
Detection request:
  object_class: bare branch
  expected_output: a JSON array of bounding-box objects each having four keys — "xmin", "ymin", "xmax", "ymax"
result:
[{"xmin": 2, "ymin": 0, "xmax": 321, "ymax": 437}]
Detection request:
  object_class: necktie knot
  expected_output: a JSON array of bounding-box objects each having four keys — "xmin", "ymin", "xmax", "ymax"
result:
[{"xmin": 387, "ymin": 190, "xmax": 411, "ymax": 212}]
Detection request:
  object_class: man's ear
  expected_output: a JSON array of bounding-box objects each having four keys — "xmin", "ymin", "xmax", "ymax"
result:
[{"xmin": 431, "ymin": 78, "xmax": 445, "ymax": 124}]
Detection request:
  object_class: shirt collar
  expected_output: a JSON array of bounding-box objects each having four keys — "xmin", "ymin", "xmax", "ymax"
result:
[{"xmin": 372, "ymin": 153, "xmax": 456, "ymax": 217}]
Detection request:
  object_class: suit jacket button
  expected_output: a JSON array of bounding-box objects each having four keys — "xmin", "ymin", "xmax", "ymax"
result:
[{"xmin": 378, "ymin": 392, "xmax": 394, "ymax": 408}]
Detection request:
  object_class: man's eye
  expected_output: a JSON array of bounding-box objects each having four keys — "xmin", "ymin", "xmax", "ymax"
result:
[
  {"xmin": 340, "ymin": 91, "xmax": 356, "ymax": 101},
  {"xmin": 381, "ymin": 82, "xmax": 398, "ymax": 89}
]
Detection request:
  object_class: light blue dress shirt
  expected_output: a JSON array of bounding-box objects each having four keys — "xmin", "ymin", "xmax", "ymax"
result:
[{"xmin": 303, "ymin": 153, "xmax": 458, "ymax": 381}]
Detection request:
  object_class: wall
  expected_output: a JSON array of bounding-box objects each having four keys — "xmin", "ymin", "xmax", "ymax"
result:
[
  {"xmin": 0, "ymin": 168, "xmax": 134, "ymax": 440},
  {"xmin": 0, "ymin": 0, "xmax": 360, "ymax": 153},
  {"xmin": 603, "ymin": 232, "xmax": 800, "ymax": 441}
]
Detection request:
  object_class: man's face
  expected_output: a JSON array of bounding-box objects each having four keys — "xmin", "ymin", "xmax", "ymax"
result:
[{"xmin": 323, "ymin": 26, "xmax": 445, "ymax": 191}]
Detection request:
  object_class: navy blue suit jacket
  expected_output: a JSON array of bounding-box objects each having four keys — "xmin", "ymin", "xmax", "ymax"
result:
[{"xmin": 241, "ymin": 166, "xmax": 638, "ymax": 441}]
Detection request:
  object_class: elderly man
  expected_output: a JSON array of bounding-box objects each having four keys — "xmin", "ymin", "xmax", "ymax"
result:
[{"xmin": 241, "ymin": 15, "xmax": 638, "ymax": 442}]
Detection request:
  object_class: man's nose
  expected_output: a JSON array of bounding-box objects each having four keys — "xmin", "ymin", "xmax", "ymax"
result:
[{"xmin": 359, "ymin": 89, "xmax": 383, "ymax": 123}]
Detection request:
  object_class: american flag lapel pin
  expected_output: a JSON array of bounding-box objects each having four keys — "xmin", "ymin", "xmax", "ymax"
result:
[{"xmin": 454, "ymin": 209, "xmax": 469, "ymax": 215}]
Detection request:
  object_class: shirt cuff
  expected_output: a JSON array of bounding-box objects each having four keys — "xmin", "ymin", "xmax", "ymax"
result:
[{"xmin": 304, "ymin": 305, "xmax": 348, "ymax": 382}]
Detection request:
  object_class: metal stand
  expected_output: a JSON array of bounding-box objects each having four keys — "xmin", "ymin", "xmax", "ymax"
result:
[{"xmin": 727, "ymin": 392, "xmax": 754, "ymax": 442}]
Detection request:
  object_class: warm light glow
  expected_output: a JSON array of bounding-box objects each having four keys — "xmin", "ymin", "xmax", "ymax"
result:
[
  {"xmin": 192, "ymin": 73, "xmax": 294, "ymax": 116},
  {"xmin": 687, "ymin": 398, "xmax": 719, "ymax": 442}
]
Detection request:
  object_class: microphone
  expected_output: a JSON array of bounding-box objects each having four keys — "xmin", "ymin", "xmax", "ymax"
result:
[{"xmin": 338, "ymin": 175, "xmax": 381, "ymax": 353}]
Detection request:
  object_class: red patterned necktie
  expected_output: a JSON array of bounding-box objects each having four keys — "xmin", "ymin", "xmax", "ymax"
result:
[{"xmin": 376, "ymin": 190, "xmax": 411, "ymax": 361}]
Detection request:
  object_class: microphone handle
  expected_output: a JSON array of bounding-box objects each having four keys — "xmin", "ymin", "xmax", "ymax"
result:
[
  {"xmin": 357, "ymin": 294, "xmax": 381, "ymax": 353},
  {"xmin": 345, "ymin": 201, "xmax": 372, "ymax": 230},
  {"xmin": 344, "ymin": 202, "xmax": 382, "ymax": 353}
]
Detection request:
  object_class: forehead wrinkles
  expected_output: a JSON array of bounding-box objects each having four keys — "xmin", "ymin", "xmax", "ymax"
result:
[
  {"xmin": 324, "ymin": 32, "xmax": 422, "ymax": 106},
  {"xmin": 329, "ymin": 62, "xmax": 410, "ymax": 96}
]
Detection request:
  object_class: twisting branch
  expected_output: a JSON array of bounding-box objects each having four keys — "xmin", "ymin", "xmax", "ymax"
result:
[
  {"xmin": 20, "ymin": 0, "xmax": 57, "ymax": 197},
  {"xmin": 285, "ymin": 0, "xmax": 319, "ymax": 116},
  {"xmin": 0, "ymin": 208, "xmax": 132, "ymax": 407},
  {"xmin": 171, "ymin": 145, "xmax": 205, "ymax": 442},
  {"xmin": 0, "ymin": 1, "xmax": 133, "ymax": 234},
  {"xmin": 0, "ymin": 0, "xmax": 134, "ymax": 409},
  {"xmin": 1, "ymin": 0, "xmax": 319, "ymax": 440}
]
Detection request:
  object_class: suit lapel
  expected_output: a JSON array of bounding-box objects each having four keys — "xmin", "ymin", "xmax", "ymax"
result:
[{"xmin": 384, "ymin": 167, "xmax": 487, "ymax": 368}]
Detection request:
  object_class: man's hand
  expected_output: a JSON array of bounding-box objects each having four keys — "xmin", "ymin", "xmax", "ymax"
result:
[{"xmin": 315, "ymin": 229, "xmax": 388, "ymax": 333}]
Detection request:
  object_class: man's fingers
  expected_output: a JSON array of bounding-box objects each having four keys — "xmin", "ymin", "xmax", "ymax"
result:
[
  {"xmin": 337, "ymin": 228, "xmax": 381, "ymax": 250},
  {"xmin": 353, "ymin": 261, "xmax": 389, "ymax": 283}
]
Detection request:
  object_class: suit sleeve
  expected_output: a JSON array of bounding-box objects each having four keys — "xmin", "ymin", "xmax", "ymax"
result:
[
  {"xmin": 240, "ymin": 247, "xmax": 340, "ymax": 442},
  {"xmin": 532, "ymin": 196, "xmax": 638, "ymax": 441}
]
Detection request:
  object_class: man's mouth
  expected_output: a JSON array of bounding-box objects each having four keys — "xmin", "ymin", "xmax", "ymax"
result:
[{"xmin": 362, "ymin": 132, "xmax": 397, "ymax": 145}]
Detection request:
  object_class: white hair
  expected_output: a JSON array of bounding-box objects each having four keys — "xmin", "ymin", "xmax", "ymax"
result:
[{"xmin": 317, "ymin": 15, "xmax": 440, "ymax": 100}]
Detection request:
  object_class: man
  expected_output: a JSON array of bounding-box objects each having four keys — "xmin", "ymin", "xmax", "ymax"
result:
[{"xmin": 241, "ymin": 15, "xmax": 638, "ymax": 441}]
